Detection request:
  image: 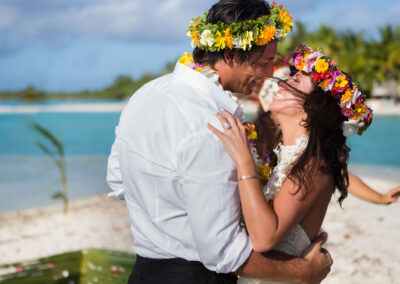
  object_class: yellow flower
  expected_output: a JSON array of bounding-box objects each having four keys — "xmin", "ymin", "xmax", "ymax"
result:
[
  {"xmin": 215, "ymin": 31, "xmax": 226, "ymax": 50},
  {"xmin": 315, "ymin": 59, "xmax": 329, "ymax": 73},
  {"xmin": 256, "ymin": 25, "xmax": 276, "ymax": 46},
  {"xmin": 178, "ymin": 53, "xmax": 194, "ymax": 66},
  {"xmin": 257, "ymin": 163, "xmax": 271, "ymax": 185},
  {"xmin": 247, "ymin": 124, "xmax": 258, "ymax": 140},
  {"xmin": 335, "ymin": 75, "xmax": 349, "ymax": 88},
  {"xmin": 350, "ymin": 105, "xmax": 367, "ymax": 120},
  {"xmin": 224, "ymin": 28, "xmax": 234, "ymax": 49},
  {"xmin": 296, "ymin": 58, "xmax": 306, "ymax": 70},
  {"xmin": 340, "ymin": 89, "xmax": 353, "ymax": 102},
  {"xmin": 279, "ymin": 9, "xmax": 293, "ymax": 36}
]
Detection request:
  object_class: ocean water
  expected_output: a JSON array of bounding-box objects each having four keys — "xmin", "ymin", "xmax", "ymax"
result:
[{"xmin": 1, "ymin": 111, "xmax": 400, "ymax": 213}]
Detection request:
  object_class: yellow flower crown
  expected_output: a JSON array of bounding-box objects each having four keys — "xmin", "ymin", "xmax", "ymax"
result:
[{"xmin": 187, "ymin": 2, "xmax": 293, "ymax": 52}]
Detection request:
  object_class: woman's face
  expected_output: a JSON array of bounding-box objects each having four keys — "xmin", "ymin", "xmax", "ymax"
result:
[{"xmin": 269, "ymin": 71, "xmax": 314, "ymax": 115}]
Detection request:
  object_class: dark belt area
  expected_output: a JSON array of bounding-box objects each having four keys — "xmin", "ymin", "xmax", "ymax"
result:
[{"xmin": 128, "ymin": 255, "xmax": 238, "ymax": 284}]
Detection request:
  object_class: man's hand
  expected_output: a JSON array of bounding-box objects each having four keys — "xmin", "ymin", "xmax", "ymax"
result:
[{"xmin": 301, "ymin": 232, "xmax": 332, "ymax": 284}]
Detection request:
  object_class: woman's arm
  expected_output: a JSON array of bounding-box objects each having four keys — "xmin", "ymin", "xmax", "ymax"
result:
[
  {"xmin": 207, "ymin": 110, "xmax": 329, "ymax": 252},
  {"xmin": 348, "ymin": 173, "xmax": 400, "ymax": 205}
]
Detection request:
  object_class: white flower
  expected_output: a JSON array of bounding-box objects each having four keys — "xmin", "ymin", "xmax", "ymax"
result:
[
  {"xmin": 342, "ymin": 120, "xmax": 364, "ymax": 137},
  {"xmin": 275, "ymin": 29, "xmax": 283, "ymax": 38},
  {"xmin": 241, "ymin": 31, "xmax": 254, "ymax": 50},
  {"xmin": 62, "ymin": 270, "xmax": 69, "ymax": 278},
  {"xmin": 352, "ymin": 88, "xmax": 362, "ymax": 103},
  {"xmin": 200, "ymin": 30, "xmax": 215, "ymax": 47},
  {"xmin": 303, "ymin": 52, "xmax": 323, "ymax": 73},
  {"xmin": 233, "ymin": 36, "xmax": 242, "ymax": 48}
]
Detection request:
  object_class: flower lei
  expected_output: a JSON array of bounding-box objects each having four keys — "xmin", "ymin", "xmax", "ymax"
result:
[
  {"xmin": 187, "ymin": 2, "xmax": 293, "ymax": 52},
  {"xmin": 246, "ymin": 123, "xmax": 276, "ymax": 186},
  {"xmin": 285, "ymin": 44, "xmax": 373, "ymax": 136},
  {"xmin": 178, "ymin": 52, "xmax": 204, "ymax": 72}
]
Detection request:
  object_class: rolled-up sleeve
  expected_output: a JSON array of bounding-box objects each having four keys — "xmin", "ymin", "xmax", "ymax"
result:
[
  {"xmin": 175, "ymin": 129, "xmax": 252, "ymax": 273},
  {"xmin": 106, "ymin": 127, "xmax": 125, "ymax": 200}
]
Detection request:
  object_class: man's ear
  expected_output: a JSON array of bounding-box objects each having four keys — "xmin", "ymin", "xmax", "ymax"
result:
[{"xmin": 223, "ymin": 50, "xmax": 235, "ymax": 66}]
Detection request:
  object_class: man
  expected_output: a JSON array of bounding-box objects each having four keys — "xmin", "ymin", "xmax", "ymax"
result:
[{"xmin": 107, "ymin": 1, "xmax": 332, "ymax": 283}]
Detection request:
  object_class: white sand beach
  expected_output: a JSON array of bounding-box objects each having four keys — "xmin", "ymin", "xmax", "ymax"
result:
[
  {"xmin": 0, "ymin": 99, "xmax": 399, "ymax": 115},
  {"xmin": 0, "ymin": 173, "xmax": 399, "ymax": 283}
]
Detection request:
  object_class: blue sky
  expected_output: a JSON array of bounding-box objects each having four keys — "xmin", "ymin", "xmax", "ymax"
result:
[{"xmin": 0, "ymin": 0, "xmax": 399, "ymax": 92}]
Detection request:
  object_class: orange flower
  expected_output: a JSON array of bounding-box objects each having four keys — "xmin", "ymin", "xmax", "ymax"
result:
[
  {"xmin": 340, "ymin": 89, "xmax": 353, "ymax": 102},
  {"xmin": 256, "ymin": 25, "xmax": 276, "ymax": 46},
  {"xmin": 224, "ymin": 28, "xmax": 234, "ymax": 49},
  {"xmin": 351, "ymin": 105, "xmax": 367, "ymax": 120},
  {"xmin": 191, "ymin": 20, "xmax": 201, "ymax": 45}
]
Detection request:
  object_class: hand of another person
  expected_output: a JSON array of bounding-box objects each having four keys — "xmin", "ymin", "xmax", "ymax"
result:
[
  {"xmin": 380, "ymin": 185, "xmax": 400, "ymax": 205},
  {"xmin": 301, "ymin": 232, "xmax": 332, "ymax": 284},
  {"xmin": 207, "ymin": 110, "xmax": 254, "ymax": 167}
]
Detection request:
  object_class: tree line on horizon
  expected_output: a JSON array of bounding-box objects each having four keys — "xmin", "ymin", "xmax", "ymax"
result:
[{"xmin": 1, "ymin": 22, "xmax": 399, "ymax": 102}]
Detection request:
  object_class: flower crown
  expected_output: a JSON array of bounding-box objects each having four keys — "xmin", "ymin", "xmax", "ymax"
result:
[
  {"xmin": 285, "ymin": 44, "xmax": 373, "ymax": 137},
  {"xmin": 186, "ymin": 2, "xmax": 293, "ymax": 52}
]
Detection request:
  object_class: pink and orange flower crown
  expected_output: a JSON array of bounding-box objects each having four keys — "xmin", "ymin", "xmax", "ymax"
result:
[{"xmin": 285, "ymin": 44, "xmax": 373, "ymax": 136}]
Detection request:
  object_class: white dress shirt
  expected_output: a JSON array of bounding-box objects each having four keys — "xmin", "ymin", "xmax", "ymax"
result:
[{"xmin": 107, "ymin": 62, "xmax": 253, "ymax": 273}]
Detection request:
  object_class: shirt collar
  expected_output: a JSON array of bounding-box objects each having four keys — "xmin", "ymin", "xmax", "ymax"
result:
[{"xmin": 173, "ymin": 62, "xmax": 244, "ymax": 119}]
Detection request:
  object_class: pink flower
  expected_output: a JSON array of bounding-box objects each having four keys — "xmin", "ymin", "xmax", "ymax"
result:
[
  {"xmin": 329, "ymin": 70, "xmax": 342, "ymax": 85},
  {"xmin": 294, "ymin": 54, "xmax": 304, "ymax": 66},
  {"xmin": 341, "ymin": 106, "xmax": 354, "ymax": 117},
  {"xmin": 355, "ymin": 94, "xmax": 365, "ymax": 105}
]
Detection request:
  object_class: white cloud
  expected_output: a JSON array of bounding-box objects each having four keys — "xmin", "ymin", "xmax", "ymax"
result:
[
  {"xmin": 0, "ymin": 0, "xmax": 399, "ymax": 53},
  {"xmin": 0, "ymin": 4, "xmax": 17, "ymax": 31},
  {"xmin": 1, "ymin": 0, "xmax": 215, "ymax": 45}
]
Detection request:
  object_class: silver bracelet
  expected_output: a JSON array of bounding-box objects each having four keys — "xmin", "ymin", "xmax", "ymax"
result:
[{"xmin": 238, "ymin": 174, "xmax": 258, "ymax": 181}]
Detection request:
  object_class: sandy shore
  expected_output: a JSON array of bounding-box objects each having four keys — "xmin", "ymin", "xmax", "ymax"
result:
[
  {"xmin": 0, "ymin": 195, "xmax": 133, "ymax": 265},
  {"xmin": 0, "ymin": 99, "xmax": 399, "ymax": 115},
  {"xmin": 0, "ymin": 175, "xmax": 399, "ymax": 283}
]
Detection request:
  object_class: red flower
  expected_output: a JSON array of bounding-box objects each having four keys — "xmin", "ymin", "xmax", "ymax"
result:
[
  {"xmin": 310, "ymin": 71, "xmax": 331, "ymax": 83},
  {"xmin": 331, "ymin": 86, "xmax": 347, "ymax": 96}
]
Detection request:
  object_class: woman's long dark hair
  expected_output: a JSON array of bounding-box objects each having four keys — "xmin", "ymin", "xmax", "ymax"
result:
[{"xmin": 255, "ymin": 74, "xmax": 350, "ymax": 205}]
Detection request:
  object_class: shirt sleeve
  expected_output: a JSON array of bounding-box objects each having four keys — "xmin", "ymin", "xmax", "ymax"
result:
[
  {"xmin": 175, "ymin": 128, "xmax": 252, "ymax": 273},
  {"xmin": 106, "ymin": 126, "xmax": 125, "ymax": 200}
]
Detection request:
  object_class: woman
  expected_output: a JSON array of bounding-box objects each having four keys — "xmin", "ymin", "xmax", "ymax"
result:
[
  {"xmin": 254, "ymin": 111, "xmax": 400, "ymax": 205},
  {"xmin": 208, "ymin": 45, "xmax": 373, "ymax": 283}
]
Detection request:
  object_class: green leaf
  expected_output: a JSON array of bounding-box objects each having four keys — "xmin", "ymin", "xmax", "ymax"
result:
[
  {"xmin": 51, "ymin": 191, "xmax": 64, "ymax": 200},
  {"xmin": 31, "ymin": 122, "xmax": 64, "ymax": 157},
  {"xmin": 35, "ymin": 141, "xmax": 57, "ymax": 164}
]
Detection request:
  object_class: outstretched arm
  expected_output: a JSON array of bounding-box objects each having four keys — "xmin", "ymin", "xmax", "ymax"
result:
[{"xmin": 348, "ymin": 173, "xmax": 400, "ymax": 205}]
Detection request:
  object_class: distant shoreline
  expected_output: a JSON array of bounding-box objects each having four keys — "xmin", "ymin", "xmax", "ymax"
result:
[
  {"xmin": 0, "ymin": 101, "xmax": 128, "ymax": 114},
  {"xmin": 0, "ymin": 99, "xmax": 399, "ymax": 115}
]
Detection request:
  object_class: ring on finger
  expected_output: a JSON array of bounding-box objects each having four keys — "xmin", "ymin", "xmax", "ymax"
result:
[{"xmin": 223, "ymin": 123, "xmax": 231, "ymax": 130}]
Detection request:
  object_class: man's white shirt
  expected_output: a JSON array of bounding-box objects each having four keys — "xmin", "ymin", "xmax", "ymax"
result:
[{"xmin": 107, "ymin": 62, "xmax": 252, "ymax": 273}]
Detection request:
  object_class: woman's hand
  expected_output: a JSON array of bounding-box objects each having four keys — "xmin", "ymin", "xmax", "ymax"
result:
[
  {"xmin": 380, "ymin": 186, "xmax": 400, "ymax": 205},
  {"xmin": 207, "ymin": 110, "xmax": 254, "ymax": 167}
]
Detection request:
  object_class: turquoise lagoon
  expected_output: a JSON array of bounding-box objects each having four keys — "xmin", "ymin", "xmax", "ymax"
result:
[{"xmin": 1, "ymin": 108, "xmax": 400, "ymax": 213}]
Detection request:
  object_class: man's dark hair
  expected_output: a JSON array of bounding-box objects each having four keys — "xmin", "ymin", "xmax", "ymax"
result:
[{"xmin": 192, "ymin": 0, "xmax": 271, "ymax": 68}]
